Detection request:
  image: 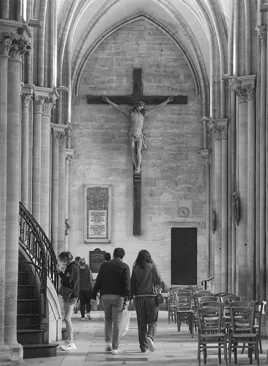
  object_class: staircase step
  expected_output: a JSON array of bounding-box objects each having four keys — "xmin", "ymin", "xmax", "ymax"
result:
[
  {"xmin": 18, "ymin": 285, "xmax": 36, "ymax": 297},
  {"xmin": 18, "ymin": 298, "xmax": 39, "ymax": 314},
  {"xmin": 23, "ymin": 343, "xmax": 58, "ymax": 359},
  {"xmin": 17, "ymin": 314, "xmax": 41, "ymax": 329},
  {"xmin": 17, "ymin": 329, "xmax": 45, "ymax": 345}
]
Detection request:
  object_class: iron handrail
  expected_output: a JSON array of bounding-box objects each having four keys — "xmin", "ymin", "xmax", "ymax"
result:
[{"xmin": 19, "ymin": 202, "xmax": 58, "ymax": 298}]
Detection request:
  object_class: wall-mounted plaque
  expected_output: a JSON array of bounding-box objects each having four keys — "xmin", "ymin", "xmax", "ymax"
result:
[{"xmin": 84, "ymin": 185, "xmax": 111, "ymax": 243}]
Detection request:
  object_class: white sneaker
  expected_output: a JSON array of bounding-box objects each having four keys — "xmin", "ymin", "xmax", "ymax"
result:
[
  {"xmin": 111, "ymin": 349, "xmax": 120, "ymax": 355},
  {"xmin": 60, "ymin": 342, "xmax": 77, "ymax": 352},
  {"xmin": 146, "ymin": 337, "xmax": 155, "ymax": 352}
]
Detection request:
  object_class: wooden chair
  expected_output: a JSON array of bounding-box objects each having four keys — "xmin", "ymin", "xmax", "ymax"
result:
[
  {"xmin": 229, "ymin": 302, "xmax": 259, "ymax": 365},
  {"xmin": 176, "ymin": 292, "xmax": 194, "ymax": 336},
  {"xmin": 167, "ymin": 290, "xmax": 178, "ymax": 323},
  {"xmin": 254, "ymin": 300, "xmax": 266, "ymax": 354},
  {"xmin": 197, "ymin": 304, "xmax": 228, "ymax": 365}
]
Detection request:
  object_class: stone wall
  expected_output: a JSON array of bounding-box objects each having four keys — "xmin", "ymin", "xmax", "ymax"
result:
[{"xmin": 70, "ymin": 19, "xmax": 209, "ymax": 285}]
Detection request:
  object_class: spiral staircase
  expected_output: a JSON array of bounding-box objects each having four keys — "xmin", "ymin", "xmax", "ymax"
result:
[{"xmin": 18, "ymin": 202, "xmax": 61, "ymax": 358}]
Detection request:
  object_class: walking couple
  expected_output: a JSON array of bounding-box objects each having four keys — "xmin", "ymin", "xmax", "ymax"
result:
[{"xmin": 92, "ymin": 247, "xmax": 166, "ymax": 354}]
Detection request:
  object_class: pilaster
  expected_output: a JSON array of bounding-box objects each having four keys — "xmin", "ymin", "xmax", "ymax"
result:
[
  {"xmin": 21, "ymin": 84, "xmax": 33, "ymax": 209},
  {"xmin": 232, "ymin": 75, "xmax": 256, "ymax": 299},
  {"xmin": 51, "ymin": 124, "xmax": 66, "ymax": 253},
  {"xmin": 0, "ymin": 31, "xmax": 11, "ymax": 351},
  {"xmin": 5, "ymin": 29, "xmax": 30, "ymax": 360},
  {"xmin": 40, "ymin": 89, "xmax": 58, "ymax": 235}
]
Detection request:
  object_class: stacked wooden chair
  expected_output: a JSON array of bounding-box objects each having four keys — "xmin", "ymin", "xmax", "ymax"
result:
[
  {"xmin": 228, "ymin": 301, "xmax": 260, "ymax": 365},
  {"xmin": 197, "ymin": 302, "xmax": 228, "ymax": 365}
]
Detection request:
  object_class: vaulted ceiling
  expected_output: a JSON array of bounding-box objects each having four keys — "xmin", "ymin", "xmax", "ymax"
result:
[{"xmin": 56, "ymin": 0, "xmax": 230, "ymax": 110}]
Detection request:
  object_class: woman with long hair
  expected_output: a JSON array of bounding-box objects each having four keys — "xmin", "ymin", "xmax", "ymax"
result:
[
  {"xmin": 131, "ymin": 249, "xmax": 165, "ymax": 353},
  {"xmin": 58, "ymin": 251, "xmax": 80, "ymax": 351}
]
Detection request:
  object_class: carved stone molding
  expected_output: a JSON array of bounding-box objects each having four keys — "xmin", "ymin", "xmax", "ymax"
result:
[
  {"xmin": 231, "ymin": 75, "xmax": 256, "ymax": 103},
  {"xmin": 21, "ymin": 84, "xmax": 34, "ymax": 107},
  {"xmin": 209, "ymin": 119, "xmax": 228, "ymax": 141},
  {"xmin": 9, "ymin": 32, "xmax": 31, "ymax": 60},
  {"xmin": 51, "ymin": 123, "xmax": 66, "ymax": 140},
  {"xmin": 65, "ymin": 148, "xmax": 74, "ymax": 161},
  {"xmin": 256, "ymin": 25, "xmax": 267, "ymax": 41},
  {"xmin": 0, "ymin": 33, "xmax": 12, "ymax": 56}
]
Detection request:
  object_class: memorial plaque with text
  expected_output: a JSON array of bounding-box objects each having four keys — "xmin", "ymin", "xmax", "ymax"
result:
[{"xmin": 84, "ymin": 185, "xmax": 111, "ymax": 243}]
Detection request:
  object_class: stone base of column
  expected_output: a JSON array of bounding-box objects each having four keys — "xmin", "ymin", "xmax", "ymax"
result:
[{"xmin": 0, "ymin": 343, "xmax": 23, "ymax": 363}]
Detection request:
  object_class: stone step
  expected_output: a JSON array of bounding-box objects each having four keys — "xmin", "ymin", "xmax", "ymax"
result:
[{"xmin": 22, "ymin": 343, "xmax": 58, "ymax": 359}]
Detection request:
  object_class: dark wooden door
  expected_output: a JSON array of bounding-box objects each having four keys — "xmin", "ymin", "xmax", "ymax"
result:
[{"xmin": 171, "ymin": 227, "xmax": 197, "ymax": 285}]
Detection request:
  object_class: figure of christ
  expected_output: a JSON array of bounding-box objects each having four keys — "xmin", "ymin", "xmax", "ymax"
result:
[{"xmin": 103, "ymin": 96, "xmax": 173, "ymax": 174}]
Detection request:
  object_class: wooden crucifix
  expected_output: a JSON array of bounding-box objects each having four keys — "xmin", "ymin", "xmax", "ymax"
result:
[{"xmin": 87, "ymin": 68, "xmax": 188, "ymax": 235}]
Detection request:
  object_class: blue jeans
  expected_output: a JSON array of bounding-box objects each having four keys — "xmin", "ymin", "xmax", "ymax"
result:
[
  {"xmin": 101, "ymin": 295, "xmax": 124, "ymax": 350},
  {"xmin": 63, "ymin": 298, "xmax": 77, "ymax": 341}
]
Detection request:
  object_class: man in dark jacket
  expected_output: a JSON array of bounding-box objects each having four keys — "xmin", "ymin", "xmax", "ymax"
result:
[{"xmin": 92, "ymin": 248, "xmax": 130, "ymax": 354}]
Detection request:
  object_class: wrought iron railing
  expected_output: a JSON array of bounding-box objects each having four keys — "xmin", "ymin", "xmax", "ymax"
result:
[{"xmin": 19, "ymin": 202, "xmax": 58, "ymax": 313}]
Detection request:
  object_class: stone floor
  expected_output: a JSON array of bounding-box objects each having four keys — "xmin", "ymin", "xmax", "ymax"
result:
[{"xmin": 22, "ymin": 311, "xmax": 267, "ymax": 366}]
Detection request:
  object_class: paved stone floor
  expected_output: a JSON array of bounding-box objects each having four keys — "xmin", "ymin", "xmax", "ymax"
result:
[{"xmin": 23, "ymin": 311, "xmax": 267, "ymax": 366}]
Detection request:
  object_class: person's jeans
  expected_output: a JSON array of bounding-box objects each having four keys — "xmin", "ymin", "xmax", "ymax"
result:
[
  {"xmin": 101, "ymin": 294, "xmax": 124, "ymax": 350},
  {"xmin": 63, "ymin": 298, "xmax": 77, "ymax": 341},
  {"xmin": 134, "ymin": 296, "xmax": 158, "ymax": 351},
  {"xmin": 79, "ymin": 289, "xmax": 91, "ymax": 317}
]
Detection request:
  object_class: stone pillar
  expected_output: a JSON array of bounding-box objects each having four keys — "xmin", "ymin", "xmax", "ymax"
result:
[
  {"xmin": 246, "ymin": 82, "xmax": 256, "ymax": 299},
  {"xmin": 40, "ymin": 96, "xmax": 54, "ymax": 235},
  {"xmin": 21, "ymin": 84, "xmax": 33, "ymax": 209},
  {"xmin": 233, "ymin": 79, "xmax": 250, "ymax": 298},
  {"xmin": 0, "ymin": 33, "xmax": 11, "ymax": 357},
  {"xmin": 5, "ymin": 31, "xmax": 30, "ymax": 359},
  {"xmin": 58, "ymin": 132, "xmax": 67, "ymax": 253},
  {"xmin": 211, "ymin": 119, "xmax": 228, "ymax": 293},
  {"xmin": 211, "ymin": 121, "xmax": 222, "ymax": 293},
  {"xmin": 65, "ymin": 148, "xmax": 73, "ymax": 249},
  {"xmin": 51, "ymin": 124, "xmax": 65, "ymax": 253},
  {"xmin": 256, "ymin": 26, "xmax": 267, "ymax": 300},
  {"xmin": 1, "ymin": 1, "xmax": 9, "ymax": 19},
  {"xmin": 32, "ymin": 94, "xmax": 44, "ymax": 222},
  {"xmin": 219, "ymin": 120, "xmax": 228, "ymax": 292}
]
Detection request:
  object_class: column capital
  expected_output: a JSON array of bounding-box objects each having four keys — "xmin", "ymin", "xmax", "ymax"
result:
[
  {"xmin": 231, "ymin": 75, "xmax": 256, "ymax": 102},
  {"xmin": 51, "ymin": 123, "xmax": 66, "ymax": 140},
  {"xmin": 0, "ymin": 32, "xmax": 12, "ymax": 56},
  {"xmin": 255, "ymin": 25, "xmax": 267, "ymax": 40},
  {"xmin": 21, "ymin": 83, "xmax": 34, "ymax": 104},
  {"xmin": 65, "ymin": 148, "xmax": 74, "ymax": 161},
  {"xmin": 9, "ymin": 30, "xmax": 31, "ymax": 60},
  {"xmin": 209, "ymin": 118, "xmax": 228, "ymax": 140}
]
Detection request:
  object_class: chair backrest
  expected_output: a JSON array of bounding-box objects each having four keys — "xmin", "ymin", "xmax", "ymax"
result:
[
  {"xmin": 230, "ymin": 302, "xmax": 255, "ymax": 334},
  {"xmin": 197, "ymin": 304, "xmax": 223, "ymax": 334},
  {"xmin": 177, "ymin": 292, "xmax": 192, "ymax": 310},
  {"xmin": 222, "ymin": 294, "xmax": 241, "ymax": 304}
]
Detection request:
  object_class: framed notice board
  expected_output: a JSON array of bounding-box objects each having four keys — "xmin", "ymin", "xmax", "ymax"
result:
[{"xmin": 84, "ymin": 185, "xmax": 112, "ymax": 243}]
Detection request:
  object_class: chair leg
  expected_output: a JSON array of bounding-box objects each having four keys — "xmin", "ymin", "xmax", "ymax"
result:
[
  {"xmin": 198, "ymin": 340, "xmax": 201, "ymax": 366},
  {"xmin": 255, "ymin": 339, "xmax": 260, "ymax": 366},
  {"xmin": 224, "ymin": 341, "xmax": 228, "ymax": 366},
  {"xmin": 203, "ymin": 346, "xmax": 207, "ymax": 364},
  {"xmin": 248, "ymin": 344, "xmax": 253, "ymax": 364},
  {"xmin": 234, "ymin": 344, "xmax": 237, "ymax": 364},
  {"xmin": 177, "ymin": 314, "xmax": 181, "ymax": 332},
  {"xmin": 228, "ymin": 341, "xmax": 232, "ymax": 365},
  {"xmin": 259, "ymin": 335, "xmax": 263, "ymax": 354},
  {"xmin": 218, "ymin": 345, "xmax": 222, "ymax": 364}
]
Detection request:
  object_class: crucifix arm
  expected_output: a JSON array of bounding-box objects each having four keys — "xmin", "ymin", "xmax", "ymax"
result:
[
  {"xmin": 103, "ymin": 96, "xmax": 129, "ymax": 118},
  {"xmin": 146, "ymin": 96, "xmax": 173, "ymax": 115}
]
